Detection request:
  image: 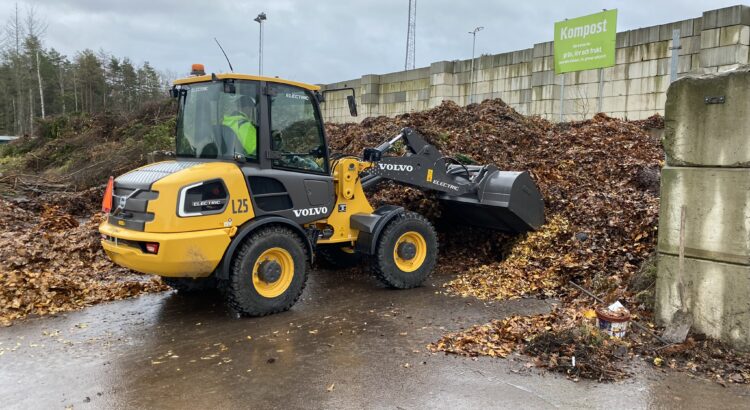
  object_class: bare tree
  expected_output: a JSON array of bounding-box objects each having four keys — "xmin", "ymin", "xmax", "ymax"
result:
[
  {"xmin": 25, "ymin": 4, "xmax": 47, "ymax": 121},
  {"xmin": 5, "ymin": 3, "xmax": 25, "ymax": 134},
  {"xmin": 572, "ymin": 84, "xmax": 592, "ymax": 120}
]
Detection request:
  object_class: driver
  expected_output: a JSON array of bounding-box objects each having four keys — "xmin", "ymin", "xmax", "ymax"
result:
[{"xmin": 221, "ymin": 94, "xmax": 257, "ymax": 157}]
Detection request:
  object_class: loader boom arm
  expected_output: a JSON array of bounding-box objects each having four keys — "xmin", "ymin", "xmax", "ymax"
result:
[
  {"xmin": 357, "ymin": 128, "xmax": 545, "ymax": 233},
  {"xmin": 360, "ymin": 128, "xmax": 483, "ymax": 195}
]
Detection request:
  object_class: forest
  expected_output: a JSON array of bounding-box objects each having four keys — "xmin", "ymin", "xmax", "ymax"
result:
[{"xmin": 0, "ymin": 4, "xmax": 168, "ymax": 136}]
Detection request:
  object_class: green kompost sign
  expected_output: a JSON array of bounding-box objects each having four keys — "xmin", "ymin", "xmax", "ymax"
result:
[{"xmin": 554, "ymin": 10, "xmax": 617, "ymax": 74}]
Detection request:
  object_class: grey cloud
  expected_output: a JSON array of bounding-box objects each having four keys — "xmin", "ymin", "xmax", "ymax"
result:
[{"xmin": 2, "ymin": 0, "xmax": 743, "ymax": 84}]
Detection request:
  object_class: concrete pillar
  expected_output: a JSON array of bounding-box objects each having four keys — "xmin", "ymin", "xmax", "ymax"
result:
[{"xmin": 656, "ymin": 68, "xmax": 750, "ymax": 351}]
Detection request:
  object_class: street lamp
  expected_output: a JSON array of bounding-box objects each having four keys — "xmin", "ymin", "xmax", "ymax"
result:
[
  {"xmin": 468, "ymin": 26, "xmax": 484, "ymax": 104},
  {"xmin": 254, "ymin": 12, "xmax": 267, "ymax": 76}
]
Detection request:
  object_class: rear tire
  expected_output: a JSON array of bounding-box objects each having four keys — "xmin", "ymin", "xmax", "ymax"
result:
[
  {"xmin": 318, "ymin": 245, "xmax": 362, "ymax": 269},
  {"xmin": 163, "ymin": 276, "xmax": 217, "ymax": 293},
  {"xmin": 372, "ymin": 212, "xmax": 438, "ymax": 289},
  {"xmin": 226, "ymin": 226, "xmax": 308, "ymax": 316}
]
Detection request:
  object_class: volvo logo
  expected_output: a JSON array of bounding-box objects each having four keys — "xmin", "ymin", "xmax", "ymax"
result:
[
  {"xmin": 378, "ymin": 163, "xmax": 414, "ymax": 172},
  {"xmin": 293, "ymin": 206, "xmax": 328, "ymax": 217}
]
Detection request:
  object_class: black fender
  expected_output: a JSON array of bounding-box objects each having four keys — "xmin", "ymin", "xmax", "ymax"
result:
[
  {"xmin": 218, "ymin": 216, "xmax": 315, "ymax": 280},
  {"xmin": 350, "ymin": 205, "xmax": 404, "ymax": 255}
]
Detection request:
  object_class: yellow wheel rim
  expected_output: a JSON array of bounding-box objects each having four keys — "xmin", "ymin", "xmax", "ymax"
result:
[
  {"xmin": 393, "ymin": 231, "xmax": 427, "ymax": 272},
  {"xmin": 252, "ymin": 247, "xmax": 294, "ymax": 298}
]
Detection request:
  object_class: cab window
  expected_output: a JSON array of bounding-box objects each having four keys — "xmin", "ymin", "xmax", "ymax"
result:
[{"xmin": 269, "ymin": 84, "xmax": 327, "ymax": 173}]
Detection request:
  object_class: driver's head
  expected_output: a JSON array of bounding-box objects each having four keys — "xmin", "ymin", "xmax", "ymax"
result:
[{"xmin": 224, "ymin": 94, "xmax": 256, "ymax": 119}]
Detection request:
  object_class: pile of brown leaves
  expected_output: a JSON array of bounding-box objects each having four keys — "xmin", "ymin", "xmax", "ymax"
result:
[
  {"xmin": 0, "ymin": 194, "xmax": 167, "ymax": 326},
  {"xmin": 428, "ymin": 307, "xmax": 632, "ymax": 381},
  {"xmin": 326, "ymin": 99, "xmax": 662, "ymax": 301}
]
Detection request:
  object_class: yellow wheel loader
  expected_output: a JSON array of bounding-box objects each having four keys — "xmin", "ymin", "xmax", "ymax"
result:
[{"xmin": 99, "ymin": 66, "xmax": 544, "ymax": 316}]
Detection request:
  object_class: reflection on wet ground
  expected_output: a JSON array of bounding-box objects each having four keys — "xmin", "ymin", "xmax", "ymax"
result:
[{"xmin": 1, "ymin": 268, "xmax": 748, "ymax": 409}]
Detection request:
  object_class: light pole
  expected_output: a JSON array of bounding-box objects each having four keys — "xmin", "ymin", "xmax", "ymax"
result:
[
  {"xmin": 254, "ymin": 12, "xmax": 267, "ymax": 76},
  {"xmin": 468, "ymin": 26, "xmax": 483, "ymax": 105}
]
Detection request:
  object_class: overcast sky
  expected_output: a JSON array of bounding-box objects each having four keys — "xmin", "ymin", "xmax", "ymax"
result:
[{"xmin": 2, "ymin": 1, "xmax": 743, "ymax": 84}]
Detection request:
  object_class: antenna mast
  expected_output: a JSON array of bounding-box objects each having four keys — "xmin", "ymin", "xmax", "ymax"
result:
[
  {"xmin": 214, "ymin": 38, "xmax": 234, "ymax": 72},
  {"xmin": 404, "ymin": 0, "xmax": 416, "ymax": 70}
]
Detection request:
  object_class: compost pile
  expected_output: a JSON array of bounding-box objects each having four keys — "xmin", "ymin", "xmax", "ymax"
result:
[
  {"xmin": 326, "ymin": 99, "xmax": 749, "ymax": 384},
  {"xmin": 326, "ymin": 99, "xmax": 662, "ymax": 303},
  {"xmin": 0, "ymin": 188, "xmax": 167, "ymax": 326}
]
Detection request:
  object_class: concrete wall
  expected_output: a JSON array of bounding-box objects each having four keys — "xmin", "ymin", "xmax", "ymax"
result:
[
  {"xmin": 655, "ymin": 68, "xmax": 750, "ymax": 350},
  {"xmin": 321, "ymin": 5, "xmax": 750, "ymax": 123}
]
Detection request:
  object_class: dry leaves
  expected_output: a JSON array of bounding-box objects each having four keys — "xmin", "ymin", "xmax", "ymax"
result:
[{"xmin": 0, "ymin": 192, "xmax": 167, "ymax": 326}]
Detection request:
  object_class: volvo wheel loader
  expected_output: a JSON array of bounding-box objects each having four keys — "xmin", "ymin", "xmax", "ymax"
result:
[{"xmin": 99, "ymin": 65, "xmax": 545, "ymax": 316}]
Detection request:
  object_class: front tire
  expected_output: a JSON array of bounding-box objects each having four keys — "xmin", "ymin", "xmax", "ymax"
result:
[
  {"xmin": 226, "ymin": 226, "xmax": 308, "ymax": 316},
  {"xmin": 372, "ymin": 212, "xmax": 438, "ymax": 289}
]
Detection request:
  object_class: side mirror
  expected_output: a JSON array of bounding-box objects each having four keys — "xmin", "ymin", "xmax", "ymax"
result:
[
  {"xmin": 347, "ymin": 95, "xmax": 358, "ymax": 117},
  {"xmin": 169, "ymin": 88, "xmax": 180, "ymax": 98}
]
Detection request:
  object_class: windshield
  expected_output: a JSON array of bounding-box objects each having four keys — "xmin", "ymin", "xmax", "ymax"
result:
[{"xmin": 175, "ymin": 80, "xmax": 260, "ymax": 160}]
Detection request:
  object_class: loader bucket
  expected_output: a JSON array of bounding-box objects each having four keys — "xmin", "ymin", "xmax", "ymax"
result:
[{"xmin": 438, "ymin": 166, "xmax": 545, "ymax": 234}]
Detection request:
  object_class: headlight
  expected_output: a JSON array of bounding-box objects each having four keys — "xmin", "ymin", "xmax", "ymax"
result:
[{"xmin": 178, "ymin": 179, "xmax": 229, "ymax": 217}]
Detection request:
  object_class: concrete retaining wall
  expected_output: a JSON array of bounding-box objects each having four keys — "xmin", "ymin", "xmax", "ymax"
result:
[
  {"xmin": 321, "ymin": 5, "xmax": 750, "ymax": 124},
  {"xmin": 655, "ymin": 68, "xmax": 750, "ymax": 350}
]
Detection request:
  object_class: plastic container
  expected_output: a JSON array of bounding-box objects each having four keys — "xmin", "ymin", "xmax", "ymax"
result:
[{"xmin": 595, "ymin": 307, "xmax": 631, "ymax": 338}]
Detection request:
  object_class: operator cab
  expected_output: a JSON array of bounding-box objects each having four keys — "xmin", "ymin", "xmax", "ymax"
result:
[{"xmin": 171, "ymin": 72, "xmax": 336, "ymax": 224}]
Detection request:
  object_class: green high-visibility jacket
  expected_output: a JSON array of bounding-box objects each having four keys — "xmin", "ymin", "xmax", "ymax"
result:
[{"xmin": 222, "ymin": 114, "xmax": 257, "ymax": 156}]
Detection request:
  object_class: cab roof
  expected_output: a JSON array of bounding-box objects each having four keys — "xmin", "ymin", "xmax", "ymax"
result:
[{"xmin": 173, "ymin": 73, "xmax": 320, "ymax": 91}]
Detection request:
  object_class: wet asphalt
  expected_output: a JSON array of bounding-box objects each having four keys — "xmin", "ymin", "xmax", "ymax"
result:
[{"xmin": 1, "ymin": 268, "xmax": 749, "ymax": 410}]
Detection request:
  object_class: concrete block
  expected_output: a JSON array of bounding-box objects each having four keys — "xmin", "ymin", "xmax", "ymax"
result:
[
  {"xmin": 693, "ymin": 17, "xmax": 703, "ymax": 34},
  {"xmin": 406, "ymin": 68, "xmax": 429, "ymax": 81},
  {"xmin": 616, "ymin": 31, "xmax": 630, "ymax": 48},
  {"xmin": 602, "ymin": 64, "xmax": 627, "ymax": 81},
  {"xmin": 699, "ymin": 44, "xmax": 749, "ymax": 67},
  {"xmin": 493, "ymin": 53, "xmax": 509, "ymax": 67},
  {"xmin": 677, "ymin": 55, "xmax": 692, "ymax": 73},
  {"xmin": 510, "ymin": 48, "xmax": 533, "ymax": 64},
  {"xmin": 681, "ymin": 36, "xmax": 701, "ymax": 55},
  {"xmin": 543, "ymin": 56, "xmax": 554, "ymax": 71},
  {"xmin": 656, "ymin": 254, "xmax": 750, "ymax": 350},
  {"xmin": 575, "ymin": 69, "xmax": 600, "ymax": 84},
  {"xmin": 454, "ymin": 59, "xmax": 472, "ymax": 73},
  {"xmin": 626, "ymin": 94, "xmax": 646, "ymax": 111},
  {"xmin": 531, "ymin": 70, "xmax": 554, "ymax": 87},
  {"xmin": 430, "ymin": 61, "xmax": 454, "ymax": 75},
  {"xmin": 663, "ymin": 19, "xmax": 696, "ymax": 39},
  {"xmin": 533, "ymin": 41, "xmax": 554, "ymax": 58},
  {"xmin": 602, "ymin": 96, "xmax": 626, "ymax": 112},
  {"xmin": 361, "ymin": 94, "xmax": 379, "ymax": 104},
  {"xmin": 665, "ymin": 68, "xmax": 750, "ymax": 166},
  {"xmin": 702, "ymin": 5, "xmax": 750, "ymax": 30},
  {"xmin": 430, "ymin": 72, "xmax": 453, "ymax": 85},
  {"xmin": 532, "ymin": 57, "xmax": 545, "ymax": 72},
  {"xmin": 658, "ymin": 166, "xmax": 750, "ymax": 264},
  {"xmin": 656, "ymin": 57, "xmax": 670, "ymax": 76},
  {"xmin": 362, "ymin": 83, "xmax": 379, "ymax": 95},
  {"xmin": 701, "ymin": 28, "xmax": 721, "ymax": 49},
  {"xmin": 520, "ymin": 89, "xmax": 532, "ymax": 104},
  {"xmin": 361, "ymin": 74, "xmax": 381, "ymax": 85},
  {"xmin": 719, "ymin": 25, "xmax": 750, "ymax": 46}
]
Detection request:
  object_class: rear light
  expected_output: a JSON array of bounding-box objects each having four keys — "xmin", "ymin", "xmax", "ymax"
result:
[
  {"xmin": 145, "ymin": 242, "xmax": 160, "ymax": 254},
  {"xmin": 102, "ymin": 176, "xmax": 114, "ymax": 213}
]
